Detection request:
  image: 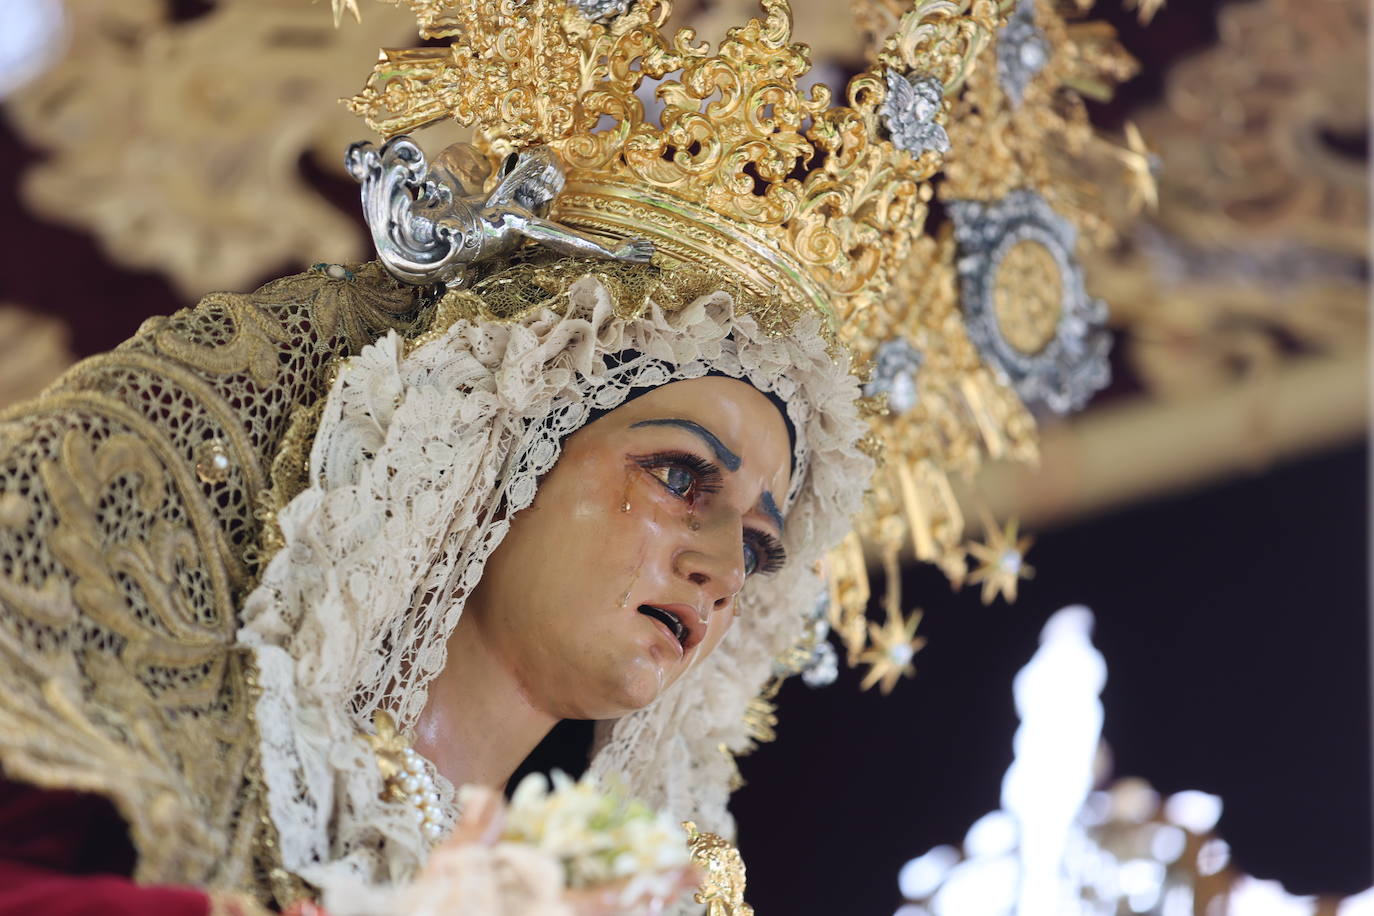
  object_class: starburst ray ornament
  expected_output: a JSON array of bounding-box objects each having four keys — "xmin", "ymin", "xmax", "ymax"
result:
[
  {"xmin": 858, "ymin": 608, "xmax": 928, "ymax": 695},
  {"xmin": 966, "ymin": 515, "xmax": 1036, "ymax": 605}
]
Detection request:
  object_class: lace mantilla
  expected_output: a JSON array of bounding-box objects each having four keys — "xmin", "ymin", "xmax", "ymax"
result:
[{"xmin": 238, "ymin": 263, "xmax": 871, "ymax": 900}]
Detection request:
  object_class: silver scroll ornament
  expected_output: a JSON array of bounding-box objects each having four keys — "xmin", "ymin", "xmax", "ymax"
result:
[
  {"xmin": 570, "ymin": 0, "xmax": 634, "ymax": 22},
  {"xmin": 879, "ymin": 69, "xmax": 951, "ymax": 158},
  {"xmin": 948, "ymin": 189, "xmax": 1111, "ymax": 415},
  {"xmin": 864, "ymin": 337, "xmax": 924, "ymax": 415},
  {"xmin": 345, "ymin": 136, "xmax": 654, "ymax": 288},
  {"xmin": 774, "ymin": 586, "xmax": 840, "ymax": 689}
]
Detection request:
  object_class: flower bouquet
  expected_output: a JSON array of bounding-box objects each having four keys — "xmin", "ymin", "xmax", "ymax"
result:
[{"xmin": 482, "ymin": 770, "xmax": 693, "ymax": 902}]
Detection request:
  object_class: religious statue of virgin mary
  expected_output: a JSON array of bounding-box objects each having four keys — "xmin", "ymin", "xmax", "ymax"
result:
[{"xmin": 0, "ymin": 0, "xmax": 1136, "ymax": 912}]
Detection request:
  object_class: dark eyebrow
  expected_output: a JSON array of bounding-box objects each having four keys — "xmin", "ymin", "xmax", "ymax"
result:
[
  {"xmin": 631, "ymin": 417, "xmax": 786, "ymax": 534},
  {"xmin": 630, "ymin": 418, "xmax": 741, "ymax": 471},
  {"xmin": 760, "ymin": 491, "xmax": 785, "ymax": 535}
]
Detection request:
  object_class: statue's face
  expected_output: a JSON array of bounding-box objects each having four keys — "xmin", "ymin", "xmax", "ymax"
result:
[{"xmin": 464, "ymin": 375, "xmax": 793, "ymax": 719}]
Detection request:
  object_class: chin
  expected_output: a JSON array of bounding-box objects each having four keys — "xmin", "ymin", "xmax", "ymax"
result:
[
  {"xmin": 580, "ymin": 662, "xmax": 673, "ymax": 718},
  {"xmin": 543, "ymin": 641, "xmax": 681, "ymax": 719}
]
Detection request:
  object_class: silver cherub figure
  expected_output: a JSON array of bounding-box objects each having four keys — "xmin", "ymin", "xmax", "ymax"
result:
[{"xmin": 345, "ymin": 137, "xmax": 654, "ymax": 288}]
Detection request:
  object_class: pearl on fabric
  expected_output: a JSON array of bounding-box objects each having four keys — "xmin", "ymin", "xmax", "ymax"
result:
[{"xmin": 384, "ymin": 751, "xmax": 441, "ymax": 838}]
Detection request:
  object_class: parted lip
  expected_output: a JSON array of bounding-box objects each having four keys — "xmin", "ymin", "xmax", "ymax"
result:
[{"xmin": 636, "ymin": 602, "xmax": 707, "ymax": 654}]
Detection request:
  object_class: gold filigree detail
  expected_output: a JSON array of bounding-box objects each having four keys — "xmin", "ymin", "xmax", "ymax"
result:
[
  {"xmin": 340, "ymin": 0, "xmax": 1142, "ymax": 699},
  {"xmin": 841, "ymin": 230, "xmax": 1038, "ymax": 586},
  {"xmin": 684, "ymin": 821, "xmax": 755, "ymax": 916},
  {"xmin": 153, "ymin": 296, "xmax": 295, "ymax": 388},
  {"xmin": 347, "ymin": 0, "xmax": 1000, "ymax": 325},
  {"xmin": 341, "ymin": 0, "xmax": 1110, "ymax": 619},
  {"xmin": 423, "ymin": 255, "xmax": 812, "ymax": 341},
  {"xmin": 828, "ymin": 0, "xmax": 1139, "ymax": 585},
  {"xmin": 995, "ymin": 239, "xmax": 1062, "ymax": 354},
  {"xmin": 368, "ymin": 709, "xmax": 413, "ymax": 802},
  {"xmin": 938, "ymin": 0, "xmax": 1143, "ymax": 246}
]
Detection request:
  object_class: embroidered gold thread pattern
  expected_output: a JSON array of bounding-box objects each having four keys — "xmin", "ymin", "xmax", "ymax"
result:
[{"xmin": 0, "ymin": 264, "xmax": 428, "ymax": 905}]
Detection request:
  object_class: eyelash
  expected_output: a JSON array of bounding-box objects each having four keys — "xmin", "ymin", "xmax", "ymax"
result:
[
  {"xmin": 634, "ymin": 450, "xmax": 723, "ymax": 499},
  {"xmin": 632, "ymin": 450, "xmax": 787, "ymax": 576},
  {"xmin": 745, "ymin": 531, "xmax": 787, "ymax": 577}
]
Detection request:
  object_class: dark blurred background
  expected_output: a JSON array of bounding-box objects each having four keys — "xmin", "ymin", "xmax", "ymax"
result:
[{"xmin": 733, "ymin": 439, "xmax": 1370, "ymax": 913}]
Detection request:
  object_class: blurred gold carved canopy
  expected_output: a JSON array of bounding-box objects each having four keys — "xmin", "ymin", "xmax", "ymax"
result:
[
  {"xmin": 983, "ymin": 0, "xmax": 1369, "ymax": 530},
  {"xmin": 3, "ymin": 0, "xmax": 424, "ymax": 298}
]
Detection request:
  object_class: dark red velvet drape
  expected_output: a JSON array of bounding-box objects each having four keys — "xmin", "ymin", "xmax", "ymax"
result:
[{"xmin": 0, "ymin": 778, "xmax": 210, "ymax": 915}]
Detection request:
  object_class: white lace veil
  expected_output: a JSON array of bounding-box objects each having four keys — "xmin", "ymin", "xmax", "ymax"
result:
[{"xmin": 237, "ymin": 267, "xmax": 871, "ymax": 900}]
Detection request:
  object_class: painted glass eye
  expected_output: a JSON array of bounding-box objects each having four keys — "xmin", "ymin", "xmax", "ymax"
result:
[
  {"xmin": 743, "ymin": 541, "xmax": 759, "ymax": 577},
  {"xmin": 654, "ymin": 465, "xmax": 694, "ymax": 497},
  {"xmin": 635, "ymin": 452, "xmax": 723, "ymax": 502}
]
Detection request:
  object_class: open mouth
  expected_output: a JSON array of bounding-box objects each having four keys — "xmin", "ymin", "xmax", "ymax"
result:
[{"xmin": 638, "ymin": 605, "xmax": 688, "ymax": 647}]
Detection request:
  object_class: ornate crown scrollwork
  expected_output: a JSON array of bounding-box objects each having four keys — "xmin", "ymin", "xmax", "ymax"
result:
[{"xmin": 344, "ymin": 0, "xmax": 1001, "ymax": 322}]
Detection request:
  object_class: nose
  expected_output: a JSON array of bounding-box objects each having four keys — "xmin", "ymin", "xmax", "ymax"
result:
[{"xmin": 674, "ymin": 516, "xmax": 747, "ymax": 616}]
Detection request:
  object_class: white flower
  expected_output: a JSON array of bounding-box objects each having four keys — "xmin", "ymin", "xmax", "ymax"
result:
[{"xmin": 501, "ymin": 771, "xmax": 691, "ymax": 889}]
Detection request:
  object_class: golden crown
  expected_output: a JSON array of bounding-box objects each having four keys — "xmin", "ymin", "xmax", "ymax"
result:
[
  {"xmin": 342, "ymin": 0, "xmax": 1146, "ymax": 694},
  {"xmin": 346, "ymin": 0, "xmax": 997, "ymax": 324}
]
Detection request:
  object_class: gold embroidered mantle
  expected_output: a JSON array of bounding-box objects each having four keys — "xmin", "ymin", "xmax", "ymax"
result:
[{"xmin": 0, "ymin": 263, "xmax": 429, "ymax": 905}]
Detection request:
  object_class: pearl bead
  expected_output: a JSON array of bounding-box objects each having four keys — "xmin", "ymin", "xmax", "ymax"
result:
[
  {"xmin": 194, "ymin": 441, "xmax": 233, "ymax": 484},
  {"xmin": 378, "ymin": 738, "xmax": 443, "ymax": 844}
]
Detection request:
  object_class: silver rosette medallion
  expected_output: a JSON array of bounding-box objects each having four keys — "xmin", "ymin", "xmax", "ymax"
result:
[{"xmin": 948, "ymin": 189, "xmax": 1111, "ymax": 414}]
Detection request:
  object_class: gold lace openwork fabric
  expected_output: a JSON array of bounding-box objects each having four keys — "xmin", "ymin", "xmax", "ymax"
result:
[{"xmin": 0, "ymin": 262, "xmax": 430, "ymax": 906}]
